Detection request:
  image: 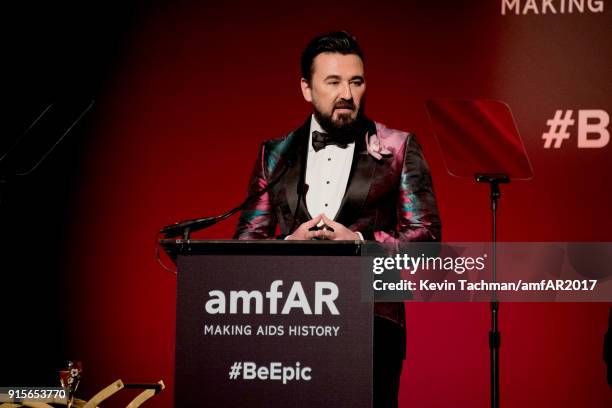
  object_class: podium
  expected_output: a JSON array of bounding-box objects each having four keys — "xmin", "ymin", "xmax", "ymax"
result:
[{"xmin": 160, "ymin": 239, "xmax": 373, "ymax": 407}]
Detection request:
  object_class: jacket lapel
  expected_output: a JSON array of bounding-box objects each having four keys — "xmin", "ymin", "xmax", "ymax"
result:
[
  {"xmin": 283, "ymin": 118, "xmax": 310, "ymax": 221},
  {"xmin": 334, "ymin": 119, "xmax": 378, "ymax": 225}
]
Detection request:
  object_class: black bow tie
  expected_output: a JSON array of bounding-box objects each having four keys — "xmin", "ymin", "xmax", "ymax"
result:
[{"xmin": 311, "ymin": 130, "xmax": 354, "ymax": 152}]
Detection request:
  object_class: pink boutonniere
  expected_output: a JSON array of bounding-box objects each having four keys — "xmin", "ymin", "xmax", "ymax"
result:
[{"xmin": 365, "ymin": 132, "xmax": 392, "ymax": 160}]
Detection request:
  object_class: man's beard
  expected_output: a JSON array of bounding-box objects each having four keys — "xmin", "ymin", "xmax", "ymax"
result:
[{"xmin": 313, "ymin": 101, "xmax": 366, "ymax": 138}]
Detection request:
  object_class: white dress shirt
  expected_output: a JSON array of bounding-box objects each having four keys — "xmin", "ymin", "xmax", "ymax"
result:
[{"xmin": 305, "ymin": 115, "xmax": 355, "ymax": 220}]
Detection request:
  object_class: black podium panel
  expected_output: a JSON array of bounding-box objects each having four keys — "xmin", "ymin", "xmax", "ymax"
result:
[{"xmin": 174, "ymin": 248, "xmax": 372, "ymax": 407}]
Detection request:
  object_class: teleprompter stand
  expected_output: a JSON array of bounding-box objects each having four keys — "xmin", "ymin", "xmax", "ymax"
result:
[
  {"xmin": 476, "ymin": 173, "xmax": 509, "ymax": 408},
  {"xmin": 0, "ymin": 101, "xmax": 94, "ymax": 206},
  {"xmin": 426, "ymin": 99, "xmax": 533, "ymax": 408}
]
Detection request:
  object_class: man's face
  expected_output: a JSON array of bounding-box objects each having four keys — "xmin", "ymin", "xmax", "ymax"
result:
[{"xmin": 301, "ymin": 52, "xmax": 366, "ymax": 134}]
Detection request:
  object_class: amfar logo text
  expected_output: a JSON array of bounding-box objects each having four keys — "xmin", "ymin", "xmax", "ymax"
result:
[
  {"xmin": 205, "ymin": 280, "xmax": 340, "ymax": 315},
  {"xmin": 502, "ymin": 0, "xmax": 604, "ymax": 15}
]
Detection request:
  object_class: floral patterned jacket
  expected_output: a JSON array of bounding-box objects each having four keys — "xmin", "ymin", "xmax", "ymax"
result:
[{"xmin": 234, "ymin": 117, "xmax": 442, "ymax": 329}]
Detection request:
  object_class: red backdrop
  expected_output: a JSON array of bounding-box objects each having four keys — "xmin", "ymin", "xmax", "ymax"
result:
[{"xmin": 63, "ymin": 1, "xmax": 612, "ymax": 406}]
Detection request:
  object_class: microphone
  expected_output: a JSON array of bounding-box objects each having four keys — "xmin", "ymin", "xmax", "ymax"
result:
[
  {"xmin": 288, "ymin": 182, "xmax": 309, "ymax": 234},
  {"xmin": 160, "ymin": 159, "xmax": 293, "ymax": 238}
]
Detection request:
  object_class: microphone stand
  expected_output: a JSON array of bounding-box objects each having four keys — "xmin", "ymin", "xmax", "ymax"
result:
[{"xmin": 475, "ymin": 173, "xmax": 509, "ymax": 408}]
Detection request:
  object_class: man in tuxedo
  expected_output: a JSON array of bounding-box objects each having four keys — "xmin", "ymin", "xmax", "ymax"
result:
[{"xmin": 234, "ymin": 31, "xmax": 441, "ymax": 407}]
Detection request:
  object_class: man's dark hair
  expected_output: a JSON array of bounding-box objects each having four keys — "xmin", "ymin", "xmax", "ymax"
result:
[{"xmin": 300, "ymin": 31, "xmax": 364, "ymax": 82}]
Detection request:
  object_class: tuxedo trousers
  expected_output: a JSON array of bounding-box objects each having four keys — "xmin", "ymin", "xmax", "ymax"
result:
[{"xmin": 373, "ymin": 315, "xmax": 406, "ymax": 408}]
